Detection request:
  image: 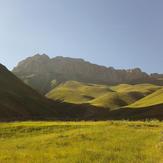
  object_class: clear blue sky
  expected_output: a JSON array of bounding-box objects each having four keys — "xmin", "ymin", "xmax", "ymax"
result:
[{"xmin": 0, "ymin": 0, "xmax": 163, "ymax": 73}]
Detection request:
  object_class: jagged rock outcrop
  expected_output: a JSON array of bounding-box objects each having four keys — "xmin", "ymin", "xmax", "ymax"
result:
[{"xmin": 13, "ymin": 54, "xmax": 163, "ymax": 94}]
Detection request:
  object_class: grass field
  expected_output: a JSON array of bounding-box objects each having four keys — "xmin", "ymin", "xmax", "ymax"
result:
[{"xmin": 0, "ymin": 121, "xmax": 163, "ymax": 163}]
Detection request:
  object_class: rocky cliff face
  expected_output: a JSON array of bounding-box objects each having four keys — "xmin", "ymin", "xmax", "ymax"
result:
[{"xmin": 13, "ymin": 54, "xmax": 163, "ymax": 94}]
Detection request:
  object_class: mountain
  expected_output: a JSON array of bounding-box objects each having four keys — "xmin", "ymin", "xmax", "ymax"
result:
[{"xmin": 12, "ymin": 54, "xmax": 163, "ymax": 94}]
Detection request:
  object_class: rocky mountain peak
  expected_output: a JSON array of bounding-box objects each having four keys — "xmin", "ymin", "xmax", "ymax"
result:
[{"xmin": 33, "ymin": 53, "xmax": 50, "ymax": 60}]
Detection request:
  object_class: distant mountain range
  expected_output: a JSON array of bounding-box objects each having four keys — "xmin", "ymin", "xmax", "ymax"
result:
[{"xmin": 13, "ymin": 54, "xmax": 163, "ymax": 94}]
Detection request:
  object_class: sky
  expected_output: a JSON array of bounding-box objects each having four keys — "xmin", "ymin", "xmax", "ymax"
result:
[{"xmin": 0, "ymin": 0, "xmax": 163, "ymax": 73}]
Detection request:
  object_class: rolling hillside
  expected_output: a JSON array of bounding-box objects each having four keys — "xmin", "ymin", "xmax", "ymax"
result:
[
  {"xmin": 47, "ymin": 81, "xmax": 112, "ymax": 104},
  {"xmin": 129, "ymin": 88, "xmax": 163, "ymax": 108},
  {"xmin": 47, "ymin": 81, "xmax": 162, "ymax": 110},
  {"xmin": 110, "ymin": 87, "xmax": 163, "ymax": 120},
  {"xmin": 0, "ymin": 64, "xmax": 112, "ymax": 121}
]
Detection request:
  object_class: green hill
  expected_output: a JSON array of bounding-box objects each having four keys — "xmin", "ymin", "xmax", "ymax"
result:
[
  {"xmin": 0, "ymin": 65, "xmax": 112, "ymax": 121},
  {"xmin": 90, "ymin": 91, "xmax": 143, "ymax": 109},
  {"xmin": 47, "ymin": 81, "xmax": 162, "ymax": 110},
  {"xmin": 47, "ymin": 81, "xmax": 112, "ymax": 104},
  {"xmin": 112, "ymin": 83, "xmax": 161, "ymax": 94},
  {"xmin": 128, "ymin": 88, "xmax": 163, "ymax": 108}
]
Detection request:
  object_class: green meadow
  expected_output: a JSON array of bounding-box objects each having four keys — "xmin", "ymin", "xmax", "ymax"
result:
[{"xmin": 0, "ymin": 121, "xmax": 163, "ymax": 163}]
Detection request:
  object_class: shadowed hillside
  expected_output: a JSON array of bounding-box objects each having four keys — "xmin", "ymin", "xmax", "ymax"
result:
[
  {"xmin": 0, "ymin": 64, "xmax": 59, "ymax": 120},
  {"xmin": 0, "ymin": 64, "xmax": 111, "ymax": 121},
  {"xmin": 110, "ymin": 104, "xmax": 163, "ymax": 120},
  {"xmin": 13, "ymin": 54, "xmax": 163, "ymax": 94}
]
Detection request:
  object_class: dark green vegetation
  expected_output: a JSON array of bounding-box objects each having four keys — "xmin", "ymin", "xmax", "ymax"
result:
[
  {"xmin": 13, "ymin": 54, "xmax": 163, "ymax": 94},
  {"xmin": 0, "ymin": 121, "xmax": 162, "ymax": 163}
]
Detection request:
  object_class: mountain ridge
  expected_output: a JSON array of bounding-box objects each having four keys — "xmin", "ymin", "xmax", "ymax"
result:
[{"xmin": 13, "ymin": 54, "xmax": 163, "ymax": 94}]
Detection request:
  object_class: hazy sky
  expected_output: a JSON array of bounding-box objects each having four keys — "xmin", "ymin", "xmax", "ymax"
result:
[{"xmin": 0, "ymin": 0, "xmax": 163, "ymax": 73}]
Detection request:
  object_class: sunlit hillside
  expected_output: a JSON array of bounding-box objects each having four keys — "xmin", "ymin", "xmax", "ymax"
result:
[
  {"xmin": 47, "ymin": 81, "xmax": 162, "ymax": 110},
  {"xmin": 129, "ymin": 88, "xmax": 163, "ymax": 108}
]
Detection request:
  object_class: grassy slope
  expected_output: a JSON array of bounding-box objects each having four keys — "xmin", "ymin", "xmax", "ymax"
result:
[
  {"xmin": 112, "ymin": 83, "xmax": 161, "ymax": 94},
  {"xmin": 47, "ymin": 81, "xmax": 112, "ymax": 104},
  {"xmin": 129, "ymin": 88, "xmax": 163, "ymax": 108},
  {"xmin": 90, "ymin": 91, "xmax": 142, "ymax": 109},
  {"xmin": 47, "ymin": 81, "xmax": 162, "ymax": 109},
  {"xmin": 0, "ymin": 121, "xmax": 162, "ymax": 163}
]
